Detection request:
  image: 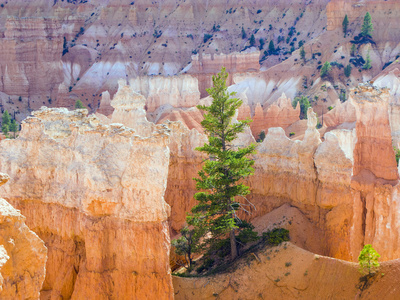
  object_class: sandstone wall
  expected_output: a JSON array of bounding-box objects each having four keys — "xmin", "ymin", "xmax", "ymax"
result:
[
  {"xmin": 351, "ymin": 84, "xmax": 398, "ymax": 181},
  {"xmin": 0, "ymin": 173, "xmax": 47, "ymax": 299},
  {"xmin": 250, "ymin": 93, "xmax": 300, "ymax": 137},
  {"xmin": 0, "ymin": 102, "xmax": 174, "ymax": 298},
  {"xmin": 130, "ymin": 75, "xmax": 201, "ymax": 113}
]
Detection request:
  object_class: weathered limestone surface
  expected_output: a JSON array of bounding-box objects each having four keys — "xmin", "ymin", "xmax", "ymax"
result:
[
  {"xmin": 351, "ymin": 84, "xmax": 398, "ymax": 181},
  {"xmin": 250, "ymin": 93, "xmax": 300, "ymax": 137},
  {"xmin": 0, "ymin": 173, "xmax": 47, "ymax": 300},
  {"xmin": 130, "ymin": 75, "xmax": 201, "ymax": 113},
  {"xmin": 247, "ymin": 85, "xmax": 400, "ymax": 261},
  {"xmin": 323, "ymin": 100, "xmax": 356, "ymax": 129},
  {"xmin": 0, "ymin": 103, "xmax": 174, "ymax": 298}
]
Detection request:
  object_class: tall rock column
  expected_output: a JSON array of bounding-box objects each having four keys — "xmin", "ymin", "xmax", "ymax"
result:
[
  {"xmin": 0, "ymin": 106, "xmax": 174, "ymax": 299},
  {"xmin": 351, "ymin": 84, "xmax": 398, "ymax": 181},
  {"xmin": 350, "ymin": 84, "xmax": 400, "ymax": 261}
]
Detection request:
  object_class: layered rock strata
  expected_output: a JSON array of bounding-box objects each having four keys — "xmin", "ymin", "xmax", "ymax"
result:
[
  {"xmin": 0, "ymin": 173, "xmax": 47, "ymax": 299},
  {"xmin": 250, "ymin": 93, "xmax": 300, "ymax": 137},
  {"xmin": 0, "ymin": 101, "xmax": 173, "ymax": 298}
]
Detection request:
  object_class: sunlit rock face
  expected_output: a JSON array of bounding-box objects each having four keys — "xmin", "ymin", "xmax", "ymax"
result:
[
  {"xmin": 350, "ymin": 84, "xmax": 398, "ymax": 182},
  {"xmin": 250, "ymin": 93, "xmax": 300, "ymax": 138},
  {"xmin": 0, "ymin": 173, "xmax": 47, "ymax": 299},
  {"xmin": 0, "ymin": 104, "xmax": 174, "ymax": 299}
]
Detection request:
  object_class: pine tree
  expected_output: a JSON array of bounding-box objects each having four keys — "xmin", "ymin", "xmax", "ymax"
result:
[
  {"xmin": 363, "ymin": 50, "xmax": 372, "ymax": 70},
  {"xmin": 188, "ymin": 67, "xmax": 256, "ymax": 261},
  {"xmin": 268, "ymin": 40, "xmax": 275, "ymax": 55},
  {"xmin": 359, "ymin": 244, "xmax": 380, "ymax": 275},
  {"xmin": 75, "ymin": 99, "xmax": 85, "ymax": 109},
  {"xmin": 9, "ymin": 119, "xmax": 18, "ymax": 139},
  {"xmin": 300, "ymin": 46, "xmax": 306, "ymax": 62},
  {"xmin": 2, "ymin": 110, "xmax": 10, "ymax": 127},
  {"xmin": 171, "ymin": 226, "xmax": 201, "ymax": 270},
  {"xmin": 351, "ymin": 44, "xmax": 357, "ymax": 56},
  {"xmin": 259, "ymin": 38, "xmax": 265, "ymax": 50},
  {"xmin": 342, "ymin": 14, "xmax": 349, "ymax": 37},
  {"xmin": 320, "ymin": 61, "xmax": 332, "ymax": 78},
  {"xmin": 361, "ymin": 12, "xmax": 373, "ymax": 37},
  {"xmin": 257, "ymin": 130, "xmax": 266, "ymax": 142},
  {"xmin": 344, "ymin": 64, "xmax": 352, "ymax": 77},
  {"xmin": 249, "ymin": 34, "xmax": 255, "ymax": 47},
  {"xmin": 1, "ymin": 123, "xmax": 8, "ymax": 137},
  {"xmin": 241, "ymin": 27, "xmax": 247, "ymax": 39},
  {"xmin": 292, "ymin": 96, "xmax": 311, "ymax": 120}
]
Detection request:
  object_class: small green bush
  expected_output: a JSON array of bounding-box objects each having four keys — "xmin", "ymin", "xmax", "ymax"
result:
[
  {"xmin": 203, "ymin": 34, "xmax": 213, "ymax": 43},
  {"xmin": 394, "ymin": 147, "xmax": 400, "ymax": 164},
  {"xmin": 289, "ymin": 132, "xmax": 295, "ymax": 137},
  {"xmin": 262, "ymin": 228, "xmax": 289, "ymax": 246}
]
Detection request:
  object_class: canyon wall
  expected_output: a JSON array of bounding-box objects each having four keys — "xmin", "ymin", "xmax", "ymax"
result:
[
  {"xmin": 0, "ymin": 173, "xmax": 47, "ymax": 299},
  {"xmin": 130, "ymin": 75, "xmax": 201, "ymax": 113},
  {"xmin": 250, "ymin": 93, "xmax": 300, "ymax": 137},
  {"xmin": 0, "ymin": 90, "xmax": 174, "ymax": 299},
  {"xmin": 326, "ymin": 0, "xmax": 400, "ymax": 44}
]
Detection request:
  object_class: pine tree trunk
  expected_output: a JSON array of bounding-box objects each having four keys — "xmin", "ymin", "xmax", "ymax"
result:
[{"xmin": 230, "ymin": 229, "xmax": 238, "ymax": 260}]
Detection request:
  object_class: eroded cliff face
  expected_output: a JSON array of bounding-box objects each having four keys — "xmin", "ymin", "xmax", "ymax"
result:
[
  {"xmin": 0, "ymin": 0, "xmax": 331, "ymax": 118},
  {"xmin": 250, "ymin": 93, "xmax": 300, "ymax": 137},
  {"xmin": 0, "ymin": 100, "xmax": 173, "ymax": 298},
  {"xmin": 0, "ymin": 173, "xmax": 47, "ymax": 299}
]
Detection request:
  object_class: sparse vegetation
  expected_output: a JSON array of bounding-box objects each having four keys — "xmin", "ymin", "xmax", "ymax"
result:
[
  {"xmin": 394, "ymin": 147, "xmax": 400, "ymax": 164},
  {"xmin": 2, "ymin": 110, "xmax": 10, "ymax": 136},
  {"xmin": 361, "ymin": 12, "xmax": 374, "ymax": 38},
  {"xmin": 300, "ymin": 45, "xmax": 306, "ymax": 62},
  {"xmin": 262, "ymin": 228, "xmax": 289, "ymax": 246},
  {"xmin": 351, "ymin": 44, "xmax": 357, "ymax": 56},
  {"xmin": 9, "ymin": 119, "xmax": 18, "ymax": 138},
  {"xmin": 241, "ymin": 27, "xmax": 247, "ymax": 39},
  {"xmin": 268, "ymin": 40, "xmax": 276, "ymax": 55},
  {"xmin": 257, "ymin": 130, "xmax": 266, "ymax": 142},
  {"xmin": 320, "ymin": 61, "xmax": 332, "ymax": 78},
  {"xmin": 359, "ymin": 244, "xmax": 380, "ymax": 275},
  {"xmin": 342, "ymin": 14, "xmax": 349, "ymax": 37},
  {"xmin": 249, "ymin": 34, "xmax": 255, "ymax": 47},
  {"xmin": 75, "ymin": 99, "xmax": 85, "ymax": 109},
  {"xmin": 344, "ymin": 64, "xmax": 352, "ymax": 77},
  {"xmin": 203, "ymin": 34, "xmax": 213, "ymax": 43},
  {"xmin": 259, "ymin": 38, "xmax": 265, "ymax": 50},
  {"xmin": 292, "ymin": 96, "xmax": 311, "ymax": 119},
  {"xmin": 363, "ymin": 50, "xmax": 372, "ymax": 70}
]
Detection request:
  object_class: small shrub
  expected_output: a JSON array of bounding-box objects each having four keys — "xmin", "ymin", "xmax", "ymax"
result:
[
  {"xmin": 289, "ymin": 132, "xmax": 295, "ymax": 137},
  {"xmin": 257, "ymin": 130, "xmax": 266, "ymax": 142},
  {"xmin": 262, "ymin": 228, "xmax": 290, "ymax": 246},
  {"xmin": 320, "ymin": 61, "xmax": 332, "ymax": 78},
  {"xmin": 203, "ymin": 34, "xmax": 213, "ymax": 43},
  {"xmin": 285, "ymin": 262, "xmax": 292, "ymax": 267},
  {"xmin": 75, "ymin": 99, "xmax": 85, "ymax": 109},
  {"xmin": 359, "ymin": 244, "xmax": 380, "ymax": 275},
  {"xmin": 394, "ymin": 147, "xmax": 400, "ymax": 164}
]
